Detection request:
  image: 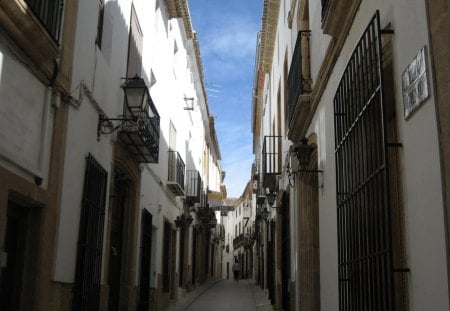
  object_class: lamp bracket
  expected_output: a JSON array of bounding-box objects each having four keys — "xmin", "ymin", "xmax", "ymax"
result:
[
  {"xmin": 97, "ymin": 114, "xmax": 137, "ymax": 140},
  {"xmin": 184, "ymin": 97, "xmax": 194, "ymax": 111},
  {"xmin": 294, "ymin": 169, "xmax": 323, "ymax": 173}
]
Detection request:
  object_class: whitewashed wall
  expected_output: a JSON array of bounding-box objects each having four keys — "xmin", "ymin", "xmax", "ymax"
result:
[
  {"xmin": 255, "ymin": 0, "xmax": 448, "ymax": 309},
  {"xmin": 306, "ymin": 0, "xmax": 448, "ymax": 310},
  {"xmin": 54, "ymin": 0, "xmax": 223, "ymax": 288}
]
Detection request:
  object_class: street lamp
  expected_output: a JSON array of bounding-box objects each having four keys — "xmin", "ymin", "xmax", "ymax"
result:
[
  {"xmin": 293, "ymin": 137, "xmax": 323, "ymax": 173},
  {"xmin": 97, "ymin": 75, "xmax": 151, "ymax": 139},
  {"xmin": 266, "ymin": 191, "xmax": 277, "ymax": 207},
  {"xmin": 256, "ymin": 195, "xmax": 266, "ymax": 206},
  {"xmin": 175, "ymin": 214, "xmax": 193, "ymax": 229},
  {"xmin": 122, "ymin": 75, "xmax": 150, "ymax": 117}
]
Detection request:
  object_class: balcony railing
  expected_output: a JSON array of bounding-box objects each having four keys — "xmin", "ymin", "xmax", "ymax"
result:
[
  {"xmin": 167, "ymin": 151, "xmax": 185, "ymax": 196},
  {"xmin": 233, "ymin": 234, "xmax": 253, "ymax": 250},
  {"xmin": 287, "ymin": 31, "xmax": 311, "ymax": 126},
  {"xmin": 262, "ymin": 136, "xmax": 282, "ymax": 192},
  {"xmin": 25, "ymin": 0, "xmax": 64, "ymax": 42},
  {"xmin": 118, "ymin": 103, "xmax": 160, "ymax": 164},
  {"xmin": 185, "ymin": 170, "xmax": 201, "ymax": 206}
]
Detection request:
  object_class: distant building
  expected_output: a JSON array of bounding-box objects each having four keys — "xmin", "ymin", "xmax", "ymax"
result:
[{"xmin": 221, "ymin": 183, "xmax": 255, "ymax": 281}]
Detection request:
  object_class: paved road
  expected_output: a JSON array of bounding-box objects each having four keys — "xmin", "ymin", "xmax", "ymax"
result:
[{"xmin": 167, "ymin": 279, "xmax": 273, "ymax": 311}]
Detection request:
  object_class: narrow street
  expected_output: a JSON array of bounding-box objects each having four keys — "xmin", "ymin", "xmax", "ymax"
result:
[
  {"xmin": 167, "ymin": 279, "xmax": 273, "ymax": 311},
  {"xmin": 1, "ymin": 0, "xmax": 449, "ymax": 310}
]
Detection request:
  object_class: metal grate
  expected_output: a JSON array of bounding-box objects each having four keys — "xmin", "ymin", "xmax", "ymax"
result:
[
  {"xmin": 334, "ymin": 11, "xmax": 395, "ymax": 311},
  {"xmin": 138, "ymin": 210, "xmax": 153, "ymax": 310},
  {"xmin": 73, "ymin": 154, "xmax": 107, "ymax": 310},
  {"xmin": 118, "ymin": 107, "xmax": 160, "ymax": 164},
  {"xmin": 25, "ymin": 0, "xmax": 64, "ymax": 42}
]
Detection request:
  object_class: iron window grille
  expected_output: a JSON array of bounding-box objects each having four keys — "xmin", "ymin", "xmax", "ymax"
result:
[
  {"xmin": 287, "ymin": 31, "xmax": 311, "ymax": 126},
  {"xmin": 262, "ymin": 136, "xmax": 282, "ymax": 192},
  {"xmin": 73, "ymin": 154, "xmax": 107, "ymax": 310},
  {"xmin": 167, "ymin": 151, "xmax": 185, "ymax": 196},
  {"xmin": 334, "ymin": 11, "xmax": 395, "ymax": 310},
  {"xmin": 25, "ymin": 0, "xmax": 64, "ymax": 42}
]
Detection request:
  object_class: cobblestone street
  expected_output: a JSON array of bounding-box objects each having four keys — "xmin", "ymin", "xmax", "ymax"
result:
[{"xmin": 167, "ymin": 279, "xmax": 273, "ymax": 311}]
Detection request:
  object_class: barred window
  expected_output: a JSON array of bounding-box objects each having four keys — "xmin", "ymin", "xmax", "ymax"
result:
[
  {"xmin": 334, "ymin": 11, "xmax": 397, "ymax": 310},
  {"xmin": 25, "ymin": 0, "xmax": 64, "ymax": 42}
]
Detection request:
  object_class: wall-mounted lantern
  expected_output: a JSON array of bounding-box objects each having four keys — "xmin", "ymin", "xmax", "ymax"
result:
[
  {"xmin": 293, "ymin": 137, "xmax": 323, "ymax": 173},
  {"xmin": 175, "ymin": 213, "xmax": 193, "ymax": 229},
  {"xmin": 287, "ymin": 136, "xmax": 324, "ymax": 188},
  {"xmin": 97, "ymin": 75, "xmax": 150, "ymax": 139},
  {"xmin": 183, "ymin": 97, "xmax": 194, "ymax": 111},
  {"xmin": 266, "ymin": 191, "xmax": 277, "ymax": 207}
]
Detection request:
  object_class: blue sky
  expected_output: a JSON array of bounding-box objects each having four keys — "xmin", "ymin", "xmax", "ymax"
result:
[{"xmin": 188, "ymin": 0, "xmax": 263, "ymax": 198}]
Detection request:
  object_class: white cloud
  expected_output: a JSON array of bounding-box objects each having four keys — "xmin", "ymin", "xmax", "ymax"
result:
[
  {"xmin": 198, "ymin": 13, "xmax": 259, "ymax": 61},
  {"xmin": 203, "ymin": 30, "xmax": 257, "ymax": 60}
]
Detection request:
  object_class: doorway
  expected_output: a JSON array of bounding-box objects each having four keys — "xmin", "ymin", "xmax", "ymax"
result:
[
  {"xmin": 0, "ymin": 201, "xmax": 40, "ymax": 310},
  {"xmin": 108, "ymin": 172, "xmax": 132, "ymax": 311}
]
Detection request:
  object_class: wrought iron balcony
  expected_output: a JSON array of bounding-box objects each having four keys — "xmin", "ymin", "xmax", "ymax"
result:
[
  {"xmin": 25, "ymin": 0, "xmax": 64, "ymax": 42},
  {"xmin": 185, "ymin": 170, "xmax": 202, "ymax": 206},
  {"xmin": 167, "ymin": 151, "xmax": 185, "ymax": 196},
  {"xmin": 117, "ymin": 108, "xmax": 160, "ymax": 163},
  {"xmin": 233, "ymin": 234, "xmax": 253, "ymax": 250},
  {"xmin": 287, "ymin": 31, "xmax": 311, "ymax": 127},
  {"xmin": 262, "ymin": 135, "xmax": 282, "ymax": 192}
]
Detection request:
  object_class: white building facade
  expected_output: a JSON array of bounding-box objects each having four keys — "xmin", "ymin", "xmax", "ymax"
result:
[
  {"xmin": 253, "ymin": 0, "xmax": 450, "ymax": 310},
  {"xmin": 0, "ymin": 0, "xmax": 225, "ymax": 310}
]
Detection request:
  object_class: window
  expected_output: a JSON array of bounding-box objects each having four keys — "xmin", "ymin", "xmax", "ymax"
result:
[
  {"xmin": 334, "ymin": 12, "xmax": 400, "ymax": 310},
  {"xmin": 96, "ymin": 0, "xmax": 105, "ymax": 48},
  {"xmin": 127, "ymin": 5, "xmax": 143, "ymax": 78},
  {"xmin": 25, "ymin": 0, "xmax": 64, "ymax": 42}
]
